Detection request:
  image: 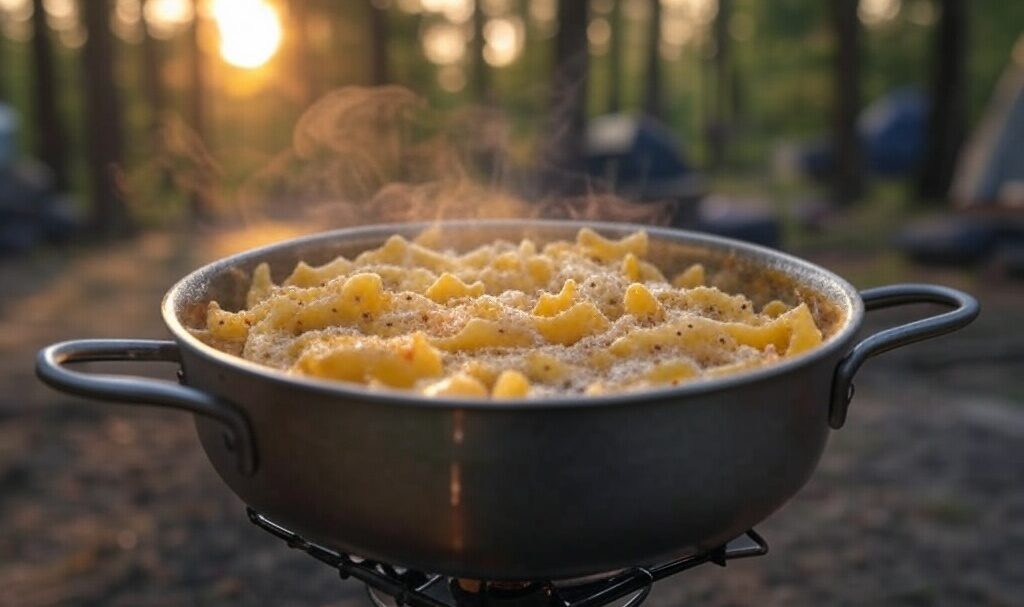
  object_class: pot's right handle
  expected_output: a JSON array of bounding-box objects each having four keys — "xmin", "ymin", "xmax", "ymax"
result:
[
  {"xmin": 829, "ymin": 283, "xmax": 979, "ymax": 429},
  {"xmin": 36, "ymin": 339, "xmax": 257, "ymax": 475}
]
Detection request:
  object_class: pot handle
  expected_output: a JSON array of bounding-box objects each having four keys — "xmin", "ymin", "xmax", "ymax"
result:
[
  {"xmin": 36, "ymin": 339, "xmax": 257, "ymax": 475},
  {"xmin": 829, "ymin": 284, "xmax": 979, "ymax": 429}
]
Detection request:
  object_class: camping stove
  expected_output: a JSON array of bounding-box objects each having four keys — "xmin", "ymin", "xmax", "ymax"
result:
[{"xmin": 248, "ymin": 509, "xmax": 768, "ymax": 607}]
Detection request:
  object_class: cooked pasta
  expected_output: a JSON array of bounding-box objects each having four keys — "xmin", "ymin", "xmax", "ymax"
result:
[{"xmin": 194, "ymin": 228, "xmax": 827, "ymax": 398}]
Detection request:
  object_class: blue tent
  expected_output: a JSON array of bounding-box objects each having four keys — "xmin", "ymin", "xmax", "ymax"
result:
[
  {"xmin": 584, "ymin": 114, "xmax": 703, "ymax": 205},
  {"xmin": 799, "ymin": 88, "xmax": 928, "ymax": 179},
  {"xmin": 0, "ymin": 104, "xmax": 79, "ymax": 253}
]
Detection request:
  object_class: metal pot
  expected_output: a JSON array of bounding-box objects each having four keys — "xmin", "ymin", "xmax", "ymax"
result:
[{"xmin": 36, "ymin": 220, "xmax": 978, "ymax": 581}]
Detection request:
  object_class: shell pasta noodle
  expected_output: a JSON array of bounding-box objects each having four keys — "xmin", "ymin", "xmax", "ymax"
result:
[{"xmin": 195, "ymin": 228, "xmax": 829, "ymax": 398}]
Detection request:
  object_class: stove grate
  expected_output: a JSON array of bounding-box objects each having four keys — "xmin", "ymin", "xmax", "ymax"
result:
[{"xmin": 247, "ymin": 508, "xmax": 768, "ymax": 607}]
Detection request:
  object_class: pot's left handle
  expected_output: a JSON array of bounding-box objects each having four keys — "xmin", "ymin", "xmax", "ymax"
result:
[{"xmin": 36, "ymin": 339, "xmax": 257, "ymax": 475}]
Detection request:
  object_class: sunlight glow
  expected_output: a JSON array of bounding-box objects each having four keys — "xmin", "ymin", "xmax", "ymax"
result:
[
  {"xmin": 859, "ymin": 0, "xmax": 901, "ymax": 26},
  {"xmin": 42, "ymin": 0, "xmax": 77, "ymax": 31},
  {"xmin": 40, "ymin": 0, "xmax": 86, "ymax": 47},
  {"xmin": 483, "ymin": 17, "xmax": 523, "ymax": 67},
  {"xmin": 211, "ymin": 0, "xmax": 282, "ymax": 69},
  {"xmin": 0, "ymin": 0, "xmax": 29, "ymax": 15},
  {"xmin": 144, "ymin": 0, "xmax": 193, "ymax": 39},
  {"xmin": 661, "ymin": 14, "xmax": 694, "ymax": 46},
  {"xmin": 0, "ymin": 0, "xmax": 31, "ymax": 41},
  {"xmin": 116, "ymin": 0, "xmax": 142, "ymax": 23},
  {"xmin": 527, "ymin": 0, "xmax": 556, "ymax": 38},
  {"xmin": 659, "ymin": 0, "xmax": 717, "ymax": 53},
  {"xmin": 528, "ymin": 0, "xmax": 555, "ymax": 22},
  {"xmin": 587, "ymin": 17, "xmax": 611, "ymax": 54},
  {"xmin": 112, "ymin": 0, "xmax": 143, "ymax": 43},
  {"xmin": 422, "ymin": 21, "xmax": 466, "ymax": 65},
  {"xmin": 420, "ymin": 0, "xmax": 472, "ymax": 22},
  {"xmin": 662, "ymin": 0, "xmax": 718, "ymax": 24}
]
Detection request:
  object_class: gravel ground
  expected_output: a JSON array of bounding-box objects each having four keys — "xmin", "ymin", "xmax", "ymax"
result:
[{"xmin": 1, "ymin": 232, "xmax": 1021, "ymax": 607}]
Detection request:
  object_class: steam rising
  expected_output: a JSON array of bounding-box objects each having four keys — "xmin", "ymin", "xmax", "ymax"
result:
[{"xmin": 237, "ymin": 86, "xmax": 674, "ymax": 229}]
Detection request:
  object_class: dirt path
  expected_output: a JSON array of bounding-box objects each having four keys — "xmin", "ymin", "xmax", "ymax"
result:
[{"xmin": 1, "ymin": 233, "xmax": 1021, "ymax": 606}]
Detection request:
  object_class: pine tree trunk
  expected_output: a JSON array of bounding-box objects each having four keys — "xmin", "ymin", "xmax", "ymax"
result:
[
  {"xmin": 30, "ymin": 0, "xmax": 70, "ymax": 189},
  {"xmin": 831, "ymin": 0, "xmax": 862, "ymax": 204},
  {"xmin": 707, "ymin": 0, "xmax": 731, "ymax": 168},
  {"xmin": 0, "ymin": 28, "xmax": 5, "ymax": 102},
  {"xmin": 188, "ymin": 0, "xmax": 211, "ymax": 220},
  {"xmin": 368, "ymin": 0, "xmax": 389, "ymax": 85},
  {"xmin": 471, "ymin": 0, "xmax": 489, "ymax": 103},
  {"xmin": 188, "ymin": 2, "xmax": 205, "ymax": 145},
  {"xmin": 643, "ymin": 0, "xmax": 662, "ymax": 118},
  {"xmin": 546, "ymin": 0, "xmax": 589, "ymax": 181},
  {"xmin": 81, "ymin": 0, "xmax": 130, "ymax": 237},
  {"xmin": 607, "ymin": 0, "xmax": 623, "ymax": 113},
  {"xmin": 919, "ymin": 0, "xmax": 967, "ymax": 201}
]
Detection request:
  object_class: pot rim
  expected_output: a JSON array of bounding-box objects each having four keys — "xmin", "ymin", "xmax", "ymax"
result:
[{"xmin": 161, "ymin": 218, "xmax": 864, "ymax": 410}]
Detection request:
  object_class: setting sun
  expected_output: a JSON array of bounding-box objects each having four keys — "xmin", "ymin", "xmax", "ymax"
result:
[{"xmin": 211, "ymin": 0, "xmax": 282, "ymax": 69}]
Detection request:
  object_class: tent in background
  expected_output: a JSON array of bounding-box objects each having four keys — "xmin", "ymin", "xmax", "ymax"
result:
[
  {"xmin": 952, "ymin": 52, "xmax": 1024, "ymax": 208},
  {"xmin": 897, "ymin": 38, "xmax": 1024, "ymax": 273}
]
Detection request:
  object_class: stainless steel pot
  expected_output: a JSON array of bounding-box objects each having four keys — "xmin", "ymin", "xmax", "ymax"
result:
[{"xmin": 36, "ymin": 220, "xmax": 978, "ymax": 581}]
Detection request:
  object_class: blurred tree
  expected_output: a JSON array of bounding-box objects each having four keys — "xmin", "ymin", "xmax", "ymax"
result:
[
  {"xmin": 707, "ymin": 0, "xmax": 732, "ymax": 169},
  {"xmin": 643, "ymin": 0, "xmax": 662, "ymax": 118},
  {"xmin": 607, "ymin": 0, "xmax": 623, "ymax": 112},
  {"xmin": 187, "ymin": 0, "xmax": 212, "ymax": 219},
  {"xmin": 745, "ymin": 1, "xmax": 830, "ymax": 138},
  {"xmin": 30, "ymin": 0, "xmax": 70, "ymax": 189},
  {"xmin": 187, "ymin": 1, "xmax": 205, "ymax": 144},
  {"xmin": 471, "ymin": 0, "xmax": 490, "ymax": 103},
  {"xmin": 545, "ymin": 0, "xmax": 589, "ymax": 180},
  {"xmin": 368, "ymin": 0, "xmax": 389, "ymax": 85},
  {"xmin": 139, "ymin": 5, "xmax": 175, "ymax": 195},
  {"xmin": 919, "ymin": 0, "xmax": 967, "ymax": 200},
  {"xmin": 831, "ymin": 0, "xmax": 862, "ymax": 204},
  {"xmin": 139, "ymin": 3, "xmax": 164, "ymax": 141},
  {"xmin": 0, "ymin": 31, "xmax": 5, "ymax": 102},
  {"xmin": 81, "ymin": 0, "xmax": 130, "ymax": 237}
]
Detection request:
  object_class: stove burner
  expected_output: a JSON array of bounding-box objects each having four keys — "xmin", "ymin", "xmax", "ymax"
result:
[{"xmin": 247, "ymin": 508, "xmax": 768, "ymax": 607}]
